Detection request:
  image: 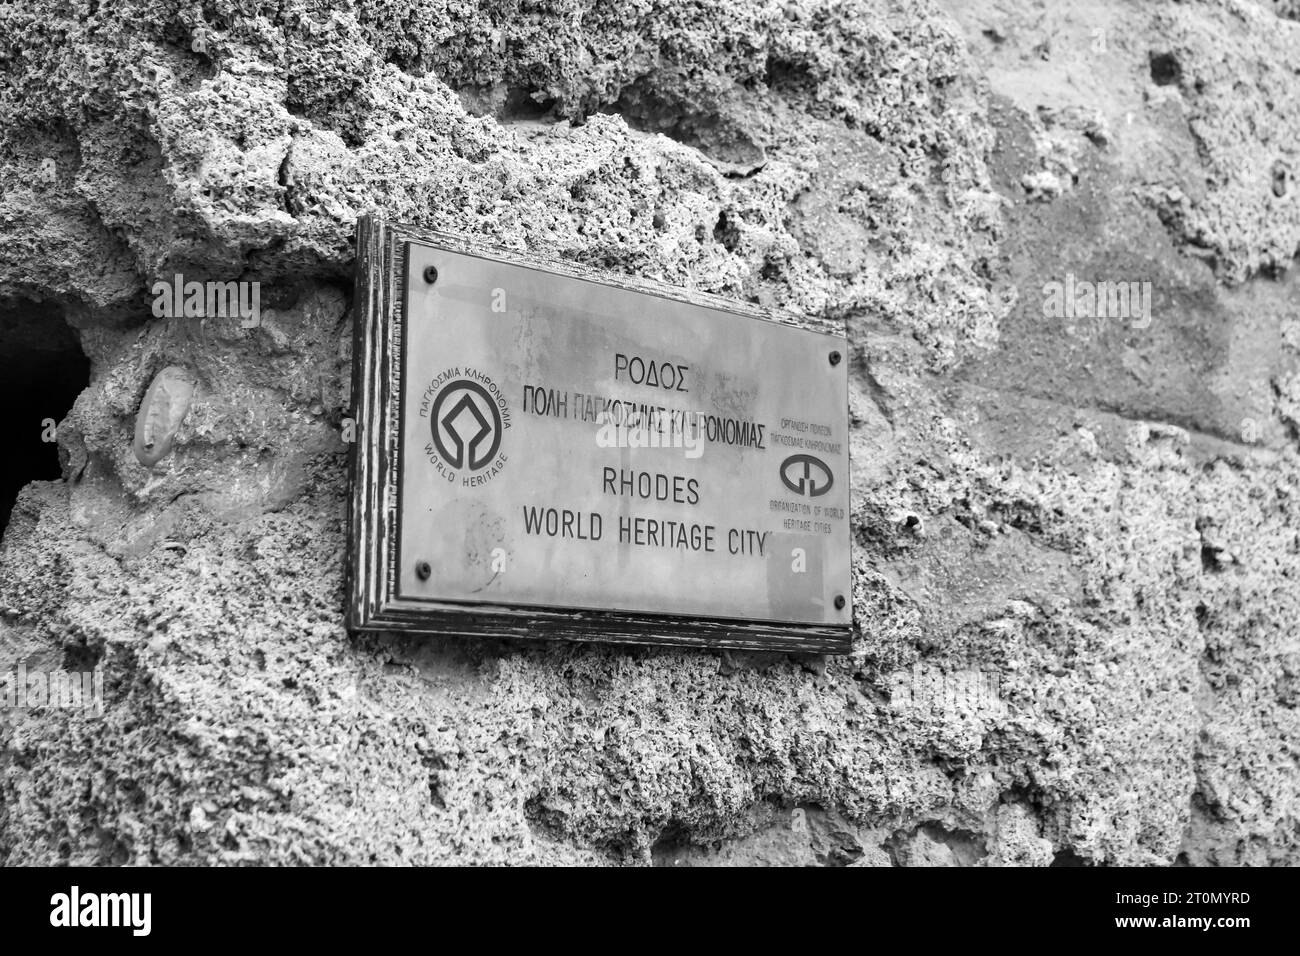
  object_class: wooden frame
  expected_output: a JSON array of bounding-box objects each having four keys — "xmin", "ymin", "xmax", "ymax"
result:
[{"xmin": 346, "ymin": 216, "xmax": 852, "ymax": 653}]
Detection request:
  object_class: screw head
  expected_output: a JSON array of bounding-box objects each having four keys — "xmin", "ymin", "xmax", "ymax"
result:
[
  {"xmin": 829, "ymin": 350, "xmax": 842, "ymax": 366},
  {"xmin": 423, "ymin": 265, "xmax": 439, "ymax": 284},
  {"xmin": 415, "ymin": 560, "xmax": 431, "ymax": 581},
  {"xmin": 834, "ymin": 594, "xmax": 846, "ymax": 610}
]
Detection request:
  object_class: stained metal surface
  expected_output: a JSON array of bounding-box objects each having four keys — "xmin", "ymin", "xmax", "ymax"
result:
[{"xmin": 393, "ymin": 239, "xmax": 852, "ymax": 628}]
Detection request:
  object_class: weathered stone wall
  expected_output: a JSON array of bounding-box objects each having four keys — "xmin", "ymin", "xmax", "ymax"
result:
[{"xmin": 0, "ymin": 0, "xmax": 1297, "ymax": 865}]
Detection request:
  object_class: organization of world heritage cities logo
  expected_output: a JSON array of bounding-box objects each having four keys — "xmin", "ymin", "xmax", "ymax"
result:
[
  {"xmin": 779, "ymin": 453, "xmax": 834, "ymax": 498},
  {"xmin": 419, "ymin": 367, "xmax": 511, "ymax": 487}
]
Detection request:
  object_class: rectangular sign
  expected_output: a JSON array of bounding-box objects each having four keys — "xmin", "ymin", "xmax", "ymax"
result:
[{"xmin": 348, "ymin": 218, "xmax": 852, "ymax": 652}]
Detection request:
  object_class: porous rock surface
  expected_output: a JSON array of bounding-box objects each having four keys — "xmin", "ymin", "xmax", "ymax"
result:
[{"xmin": 1, "ymin": 0, "xmax": 1297, "ymax": 865}]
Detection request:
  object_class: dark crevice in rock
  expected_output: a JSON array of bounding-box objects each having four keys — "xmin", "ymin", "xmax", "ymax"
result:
[
  {"xmin": 62, "ymin": 640, "xmax": 102, "ymax": 672},
  {"xmin": 764, "ymin": 54, "xmax": 817, "ymax": 98},
  {"xmin": 1050, "ymin": 847, "xmax": 1092, "ymax": 866},
  {"xmin": 1196, "ymin": 517, "xmax": 1227, "ymax": 573},
  {"xmin": 423, "ymin": 752, "xmax": 450, "ymax": 811},
  {"xmin": 1149, "ymin": 52, "xmax": 1183, "ymax": 88},
  {"xmin": 278, "ymin": 143, "xmax": 298, "ymax": 218},
  {"xmin": 0, "ymin": 298, "xmax": 89, "ymax": 535},
  {"xmin": 713, "ymin": 209, "xmax": 742, "ymax": 253},
  {"xmin": 501, "ymin": 86, "xmax": 558, "ymax": 121},
  {"xmin": 1200, "ymin": 544, "xmax": 1225, "ymax": 572},
  {"xmin": 1194, "ymin": 601, "xmax": 1210, "ymax": 628},
  {"xmin": 1272, "ymin": 159, "xmax": 1289, "ymax": 198},
  {"xmin": 649, "ymin": 822, "xmax": 692, "ymax": 866}
]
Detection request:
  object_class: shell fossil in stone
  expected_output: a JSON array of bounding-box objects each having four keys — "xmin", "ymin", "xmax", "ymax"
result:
[{"xmin": 132, "ymin": 365, "xmax": 197, "ymax": 467}]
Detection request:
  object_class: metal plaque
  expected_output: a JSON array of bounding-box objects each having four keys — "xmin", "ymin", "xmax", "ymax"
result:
[{"xmin": 349, "ymin": 218, "xmax": 852, "ymax": 653}]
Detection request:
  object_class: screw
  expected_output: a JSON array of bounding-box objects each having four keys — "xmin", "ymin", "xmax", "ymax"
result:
[
  {"xmin": 415, "ymin": 560, "xmax": 431, "ymax": 581},
  {"xmin": 834, "ymin": 595, "xmax": 846, "ymax": 610},
  {"xmin": 423, "ymin": 265, "xmax": 439, "ymax": 284},
  {"xmin": 829, "ymin": 350, "xmax": 842, "ymax": 366}
]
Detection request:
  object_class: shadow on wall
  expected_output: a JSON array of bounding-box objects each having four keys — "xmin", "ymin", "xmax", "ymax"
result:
[{"xmin": 0, "ymin": 299, "xmax": 88, "ymax": 535}]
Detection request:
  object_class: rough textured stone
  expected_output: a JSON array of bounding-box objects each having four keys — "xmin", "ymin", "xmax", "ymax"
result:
[{"xmin": 1, "ymin": 0, "xmax": 1297, "ymax": 865}]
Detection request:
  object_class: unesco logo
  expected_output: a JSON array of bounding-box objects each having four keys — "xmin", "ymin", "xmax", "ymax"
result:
[
  {"xmin": 431, "ymin": 380, "xmax": 503, "ymax": 470},
  {"xmin": 779, "ymin": 454, "xmax": 833, "ymax": 498},
  {"xmin": 420, "ymin": 369, "xmax": 511, "ymax": 486}
]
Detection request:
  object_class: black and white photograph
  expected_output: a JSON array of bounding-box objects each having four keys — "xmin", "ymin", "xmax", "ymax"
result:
[{"xmin": 0, "ymin": 0, "xmax": 1292, "ymax": 930}]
